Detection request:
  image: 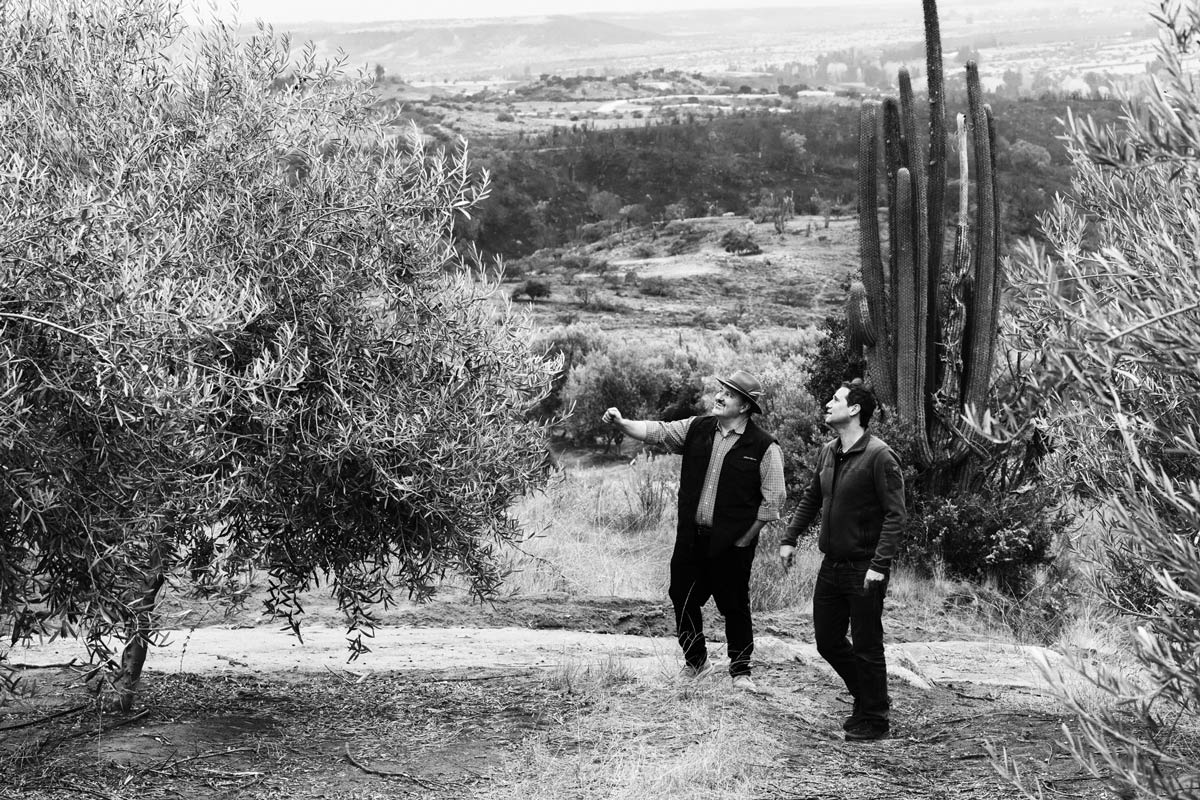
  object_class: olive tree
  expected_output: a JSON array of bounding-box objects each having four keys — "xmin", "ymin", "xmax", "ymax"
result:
[
  {"xmin": 0, "ymin": 0, "xmax": 557, "ymax": 709},
  {"xmin": 997, "ymin": 2, "xmax": 1200, "ymax": 794}
]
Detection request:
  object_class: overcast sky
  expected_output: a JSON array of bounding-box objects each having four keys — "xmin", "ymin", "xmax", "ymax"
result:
[{"xmin": 203, "ymin": 0, "xmax": 911, "ymax": 24}]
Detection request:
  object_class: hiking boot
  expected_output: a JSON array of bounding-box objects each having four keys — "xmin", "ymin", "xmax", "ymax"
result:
[
  {"xmin": 841, "ymin": 699, "xmax": 863, "ymax": 731},
  {"xmin": 731, "ymin": 674, "xmax": 759, "ymax": 693},
  {"xmin": 844, "ymin": 720, "xmax": 889, "ymax": 741},
  {"xmin": 679, "ymin": 661, "xmax": 716, "ymax": 680}
]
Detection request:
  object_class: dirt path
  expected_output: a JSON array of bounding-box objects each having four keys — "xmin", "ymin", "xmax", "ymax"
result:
[
  {"xmin": 1, "ymin": 602, "xmax": 1108, "ymax": 800},
  {"xmin": 5, "ymin": 623, "xmax": 1064, "ymax": 695}
]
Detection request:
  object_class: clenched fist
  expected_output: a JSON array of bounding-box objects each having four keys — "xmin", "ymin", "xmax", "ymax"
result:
[{"xmin": 602, "ymin": 407, "xmax": 623, "ymax": 425}]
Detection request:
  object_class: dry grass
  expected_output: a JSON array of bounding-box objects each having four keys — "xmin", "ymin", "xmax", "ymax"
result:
[
  {"xmin": 503, "ymin": 455, "xmax": 821, "ymax": 614},
  {"xmin": 750, "ymin": 531, "xmax": 819, "ymax": 612},
  {"xmin": 478, "ymin": 655, "xmax": 781, "ymax": 800},
  {"xmin": 499, "ymin": 457, "xmax": 678, "ymax": 598},
  {"xmin": 500, "ymin": 459, "xmax": 1050, "ymax": 643}
]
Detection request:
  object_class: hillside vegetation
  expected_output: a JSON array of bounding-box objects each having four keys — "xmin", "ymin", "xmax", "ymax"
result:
[{"xmin": 409, "ymin": 92, "xmax": 1123, "ymax": 262}]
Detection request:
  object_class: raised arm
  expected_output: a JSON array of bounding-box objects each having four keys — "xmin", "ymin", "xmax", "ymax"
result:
[{"xmin": 601, "ymin": 407, "xmax": 650, "ymax": 442}]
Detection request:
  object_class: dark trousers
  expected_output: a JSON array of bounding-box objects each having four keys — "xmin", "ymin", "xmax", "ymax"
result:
[
  {"xmin": 668, "ymin": 538, "xmax": 756, "ymax": 676},
  {"xmin": 812, "ymin": 559, "xmax": 890, "ymax": 724}
]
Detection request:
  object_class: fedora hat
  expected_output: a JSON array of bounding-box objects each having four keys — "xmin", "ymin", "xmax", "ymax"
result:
[{"xmin": 716, "ymin": 370, "xmax": 764, "ymax": 415}]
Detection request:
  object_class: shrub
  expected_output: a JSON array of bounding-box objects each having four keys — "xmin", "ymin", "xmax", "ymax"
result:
[
  {"xmin": 559, "ymin": 333, "xmax": 717, "ymax": 448},
  {"xmin": 719, "ymin": 229, "xmax": 761, "ymax": 255},
  {"xmin": 639, "ymin": 276, "xmax": 672, "ymax": 297},
  {"xmin": 579, "ymin": 220, "xmax": 619, "ymax": 243},
  {"xmin": 995, "ymin": 7, "xmax": 1200, "ymax": 794},
  {"xmin": 772, "ymin": 281, "xmax": 815, "ymax": 307},
  {"xmin": 803, "ymin": 314, "xmax": 865, "ymax": 404},
  {"xmin": 691, "ymin": 307, "xmax": 721, "ymax": 328},
  {"xmin": 662, "ymin": 203, "xmax": 688, "ymax": 221},
  {"xmin": 560, "ymin": 252, "xmax": 595, "ymax": 272},
  {"xmin": 666, "ymin": 227, "xmax": 706, "ymax": 255},
  {"xmin": 912, "ymin": 488, "xmax": 1067, "ymax": 595},
  {"xmin": 748, "ymin": 204, "xmax": 774, "ymax": 224},
  {"xmin": 512, "ymin": 279, "xmax": 552, "ymax": 301},
  {"xmin": 615, "ymin": 462, "xmax": 674, "ymax": 533}
]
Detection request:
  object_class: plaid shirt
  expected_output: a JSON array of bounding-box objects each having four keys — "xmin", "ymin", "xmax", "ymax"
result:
[{"xmin": 645, "ymin": 416, "xmax": 786, "ymax": 526}]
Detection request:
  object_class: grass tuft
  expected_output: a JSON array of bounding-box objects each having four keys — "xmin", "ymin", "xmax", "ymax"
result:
[{"xmin": 480, "ymin": 656, "xmax": 781, "ymax": 800}]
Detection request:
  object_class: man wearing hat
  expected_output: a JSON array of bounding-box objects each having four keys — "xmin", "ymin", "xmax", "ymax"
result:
[{"xmin": 602, "ymin": 370, "xmax": 786, "ymax": 692}]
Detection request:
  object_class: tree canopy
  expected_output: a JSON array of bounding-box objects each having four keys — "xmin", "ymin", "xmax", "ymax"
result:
[{"xmin": 0, "ymin": 0, "xmax": 557, "ymax": 708}]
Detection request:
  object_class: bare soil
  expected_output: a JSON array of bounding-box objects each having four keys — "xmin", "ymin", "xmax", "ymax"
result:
[{"xmin": 1, "ymin": 594, "xmax": 1116, "ymax": 800}]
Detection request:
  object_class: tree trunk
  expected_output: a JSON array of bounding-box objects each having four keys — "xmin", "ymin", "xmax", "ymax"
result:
[{"xmin": 110, "ymin": 552, "xmax": 167, "ymax": 712}]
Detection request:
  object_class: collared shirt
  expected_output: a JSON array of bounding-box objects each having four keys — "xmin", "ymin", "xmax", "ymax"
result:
[{"xmin": 644, "ymin": 416, "xmax": 787, "ymax": 525}]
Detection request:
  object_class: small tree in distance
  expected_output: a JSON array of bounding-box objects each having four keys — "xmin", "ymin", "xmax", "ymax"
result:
[{"xmin": 0, "ymin": 0, "xmax": 557, "ymax": 710}]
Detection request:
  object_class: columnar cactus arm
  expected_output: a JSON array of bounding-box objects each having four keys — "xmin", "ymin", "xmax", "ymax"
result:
[
  {"xmin": 940, "ymin": 112, "xmax": 971, "ymax": 407},
  {"xmin": 898, "ymin": 65, "xmax": 930, "ymax": 417},
  {"xmin": 923, "ymin": 0, "xmax": 948, "ymax": 404},
  {"xmin": 848, "ymin": 281, "xmax": 875, "ymax": 351},
  {"xmin": 896, "ymin": 69, "xmax": 915, "ymax": 172},
  {"xmin": 962, "ymin": 61, "xmax": 1000, "ymax": 416},
  {"xmin": 856, "ymin": 100, "xmax": 896, "ymax": 405},
  {"xmin": 882, "ymin": 96, "xmax": 904, "ymax": 328},
  {"xmin": 986, "ymin": 104, "xmax": 1003, "ymax": 324},
  {"xmin": 895, "ymin": 169, "xmax": 934, "ymax": 467},
  {"xmin": 894, "ymin": 169, "xmax": 918, "ymax": 420},
  {"xmin": 858, "ymin": 100, "xmax": 884, "ymax": 325}
]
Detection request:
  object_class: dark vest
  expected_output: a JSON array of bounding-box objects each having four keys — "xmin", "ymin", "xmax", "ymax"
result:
[{"xmin": 676, "ymin": 415, "xmax": 775, "ymax": 556}]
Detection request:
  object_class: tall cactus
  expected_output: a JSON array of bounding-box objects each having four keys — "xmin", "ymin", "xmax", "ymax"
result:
[{"xmin": 849, "ymin": 0, "xmax": 1001, "ymax": 478}]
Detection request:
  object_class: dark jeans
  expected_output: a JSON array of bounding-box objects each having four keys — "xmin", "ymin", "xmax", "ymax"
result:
[
  {"xmin": 668, "ymin": 538, "xmax": 756, "ymax": 676},
  {"xmin": 812, "ymin": 558, "xmax": 890, "ymax": 724}
]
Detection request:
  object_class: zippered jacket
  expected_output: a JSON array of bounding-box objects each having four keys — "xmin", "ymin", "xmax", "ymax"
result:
[{"xmin": 782, "ymin": 432, "xmax": 906, "ymax": 574}]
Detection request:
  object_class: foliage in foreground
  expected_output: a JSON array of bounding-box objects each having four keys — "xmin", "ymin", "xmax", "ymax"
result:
[
  {"xmin": 0, "ymin": 0, "xmax": 556, "ymax": 707},
  {"xmin": 999, "ymin": 2, "xmax": 1200, "ymax": 795}
]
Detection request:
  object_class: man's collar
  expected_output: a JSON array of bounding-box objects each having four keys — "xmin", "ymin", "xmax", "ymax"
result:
[
  {"xmin": 835, "ymin": 430, "xmax": 871, "ymax": 454},
  {"xmin": 717, "ymin": 416, "xmax": 750, "ymax": 436}
]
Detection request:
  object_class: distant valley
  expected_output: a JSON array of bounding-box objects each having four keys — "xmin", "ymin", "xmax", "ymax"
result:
[{"xmin": 263, "ymin": 0, "xmax": 1155, "ymax": 92}]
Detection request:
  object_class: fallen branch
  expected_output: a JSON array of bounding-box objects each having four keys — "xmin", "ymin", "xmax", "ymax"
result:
[
  {"xmin": 429, "ymin": 671, "xmax": 534, "ymax": 683},
  {"xmin": 1041, "ymin": 773, "xmax": 1107, "ymax": 786},
  {"xmin": 57, "ymin": 708, "xmax": 151, "ymax": 742},
  {"xmin": 0, "ymin": 703, "xmax": 90, "ymax": 731},
  {"xmin": 344, "ymin": 743, "xmax": 435, "ymax": 788},
  {"xmin": 4, "ymin": 661, "xmax": 80, "ymax": 670},
  {"xmin": 47, "ymin": 783, "xmax": 123, "ymax": 800},
  {"xmin": 164, "ymin": 746, "xmax": 256, "ymax": 768},
  {"xmin": 195, "ymin": 767, "xmax": 264, "ymax": 777}
]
